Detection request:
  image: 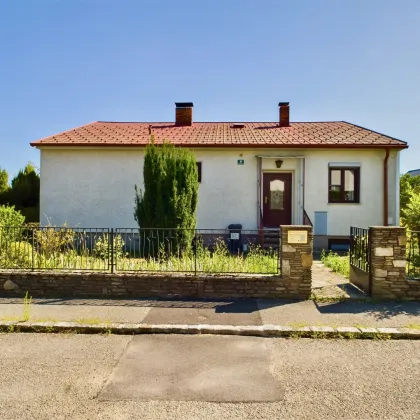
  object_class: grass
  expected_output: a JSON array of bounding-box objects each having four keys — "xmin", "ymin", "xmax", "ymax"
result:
[
  {"xmin": 75, "ymin": 318, "xmax": 110, "ymax": 325},
  {"xmin": 403, "ymin": 323, "xmax": 420, "ymax": 330},
  {"xmin": 321, "ymin": 250, "xmax": 350, "ymax": 278},
  {"xmin": 0, "ymin": 239, "xmax": 279, "ymax": 275}
]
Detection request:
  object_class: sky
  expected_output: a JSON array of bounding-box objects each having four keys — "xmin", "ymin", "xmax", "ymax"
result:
[{"xmin": 0, "ymin": 0, "xmax": 419, "ymax": 179}]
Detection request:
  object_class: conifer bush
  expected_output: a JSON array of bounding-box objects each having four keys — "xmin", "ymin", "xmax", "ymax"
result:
[{"xmin": 134, "ymin": 139, "xmax": 198, "ymax": 255}]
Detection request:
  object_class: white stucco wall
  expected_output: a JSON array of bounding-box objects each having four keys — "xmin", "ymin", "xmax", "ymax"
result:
[
  {"xmin": 39, "ymin": 146, "xmax": 399, "ymax": 235},
  {"xmin": 40, "ymin": 148, "xmax": 145, "ymax": 228},
  {"xmin": 303, "ymin": 148, "xmax": 398, "ymax": 236}
]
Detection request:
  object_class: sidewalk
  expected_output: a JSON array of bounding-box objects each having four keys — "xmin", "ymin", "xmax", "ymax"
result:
[{"xmin": 1, "ymin": 296, "xmax": 419, "ymax": 329}]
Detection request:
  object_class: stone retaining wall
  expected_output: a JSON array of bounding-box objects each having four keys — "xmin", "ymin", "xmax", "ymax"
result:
[{"xmin": 0, "ymin": 271, "xmax": 308, "ymax": 300}]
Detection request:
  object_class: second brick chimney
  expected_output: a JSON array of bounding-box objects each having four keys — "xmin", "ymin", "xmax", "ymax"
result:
[
  {"xmin": 175, "ymin": 102, "xmax": 194, "ymax": 126},
  {"xmin": 279, "ymin": 102, "xmax": 290, "ymax": 127}
]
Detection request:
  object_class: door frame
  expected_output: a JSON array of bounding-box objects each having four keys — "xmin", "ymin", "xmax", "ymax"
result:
[{"xmin": 261, "ymin": 171, "xmax": 294, "ymax": 227}]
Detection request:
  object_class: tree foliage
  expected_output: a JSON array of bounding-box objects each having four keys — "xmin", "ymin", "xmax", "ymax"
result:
[
  {"xmin": 400, "ymin": 173, "xmax": 420, "ymax": 216},
  {"xmin": 400, "ymin": 173, "xmax": 420, "ymax": 232},
  {"xmin": 0, "ymin": 167, "xmax": 8, "ymax": 195},
  {"xmin": 134, "ymin": 138, "xmax": 199, "ymax": 253},
  {"xmin": 0, "ymin": 163, "xmax": 40, "ymax": 223},
  {"xmin": 0, "ymin": 205, "xmax": 25, "ymax": 243}
]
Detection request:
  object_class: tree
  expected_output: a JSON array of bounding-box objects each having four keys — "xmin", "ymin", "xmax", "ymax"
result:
[
  {"xmin": 400, "ymin": 173, "xmax": 420, "ymax": 218},
  {"xmin": 0, "ymin": 167, "xmax": 8, "ymax": 195},
  {"xmin": 0, "ymin": 163, "xmax": 40, "ymax": 223},
  {"xmin": 134, "ymin": 138, "xmax": 199, "ymax": 254},
  {"xmin": 404, "ymin": 193, "xmax": 420, "ymax": 233}
]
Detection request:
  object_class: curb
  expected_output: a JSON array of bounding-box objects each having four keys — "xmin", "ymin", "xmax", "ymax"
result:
[{"xmin": 1, "ymin": 321, "xmax": 420, "ymax": 339}]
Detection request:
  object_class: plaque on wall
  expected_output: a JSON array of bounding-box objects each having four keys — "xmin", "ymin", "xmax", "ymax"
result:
[{"xmin": 287, "ymin": 231, "xmax": 308, "ymax": 244}]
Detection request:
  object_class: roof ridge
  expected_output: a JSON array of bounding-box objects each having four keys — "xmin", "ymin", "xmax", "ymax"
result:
[{"xmin": 96, "ymin": 120, "xmax": 345, "ymax": 124}]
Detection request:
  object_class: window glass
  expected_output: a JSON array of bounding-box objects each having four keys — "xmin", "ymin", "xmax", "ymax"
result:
[
  {"xmin": 344, "ymin": 169, "xmax": 355, "ymax": 201},
  {"xmin": 328, "ymin": 167, "xmax": 359, "ymax": 203},
  {"xmin": 270, "ymin": 180, "xmax": 284, "ymax": 210},
  {"xmin": 329, "ymin": 169, "xmax": 342, "ymax": 201}
]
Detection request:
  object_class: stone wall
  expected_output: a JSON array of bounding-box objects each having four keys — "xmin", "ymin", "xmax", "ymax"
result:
[
  {"xmin": 370, "ymin": 227, "xmax": 420, "ymax": 300},
  {"xmin": 0, "ymin": 272, "xmax": 305, "ymax": 300},
  {"xmin": 280, "ymin": 225, "xmax": 313, "ymax": 299}
]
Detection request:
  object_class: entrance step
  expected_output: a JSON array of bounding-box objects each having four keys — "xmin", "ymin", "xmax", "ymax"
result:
[{"xmin": 259, "ymin": 229, "xmax": 280, "ymax": 250}]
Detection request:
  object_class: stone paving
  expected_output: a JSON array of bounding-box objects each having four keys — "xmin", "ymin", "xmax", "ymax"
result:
[{"xmin": 311, "ymin": 260, "xmax": 366, "ymax": 300}]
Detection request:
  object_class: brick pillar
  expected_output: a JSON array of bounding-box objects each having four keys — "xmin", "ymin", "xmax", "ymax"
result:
[
  {"xmin": 280, "ymin": 225, "xmax": 313, "ymax": 299},
  {"xmin": 369, "ymin": 227, "xmax": 407, "ymax": 300}
]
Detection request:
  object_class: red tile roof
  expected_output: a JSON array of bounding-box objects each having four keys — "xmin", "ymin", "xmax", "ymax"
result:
[{"xmin": 30, "ymin": 121, "xmax": 408, "ymax": 148}]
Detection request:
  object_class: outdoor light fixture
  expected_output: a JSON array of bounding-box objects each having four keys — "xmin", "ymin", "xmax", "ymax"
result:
[{"xmin": 275, "ymin": 159, "xmax": 283, "ymax": 168}]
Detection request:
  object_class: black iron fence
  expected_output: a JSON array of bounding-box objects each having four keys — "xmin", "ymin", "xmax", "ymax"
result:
[
  {"xmin": 407, "ymin": 230, "xmax": 420, "ymax": 280},
  {"xmin": 0, "ymin": 226, "xmax": 280, "ymax": 275},
  {"xmin": 350, "ymin": 226, "xmax": 370, "ymax": 273}
]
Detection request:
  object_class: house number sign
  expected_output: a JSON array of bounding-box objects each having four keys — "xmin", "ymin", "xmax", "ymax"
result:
[
  {"xmin": 237, "ymin": 159, "xmax": 244, "ymax": 165},
  {"xmin": 288, "ymin": 231, "xmax": 308, "ymax": 244}
]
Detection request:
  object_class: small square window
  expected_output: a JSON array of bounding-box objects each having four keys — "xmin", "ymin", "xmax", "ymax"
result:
[
  {"xmin": 328, "ymin": 167, "xmax": 360, "ymax": 203},
  {"xmin": 197, "ymin": 162, "xmax": 202, "ymax": 183}
]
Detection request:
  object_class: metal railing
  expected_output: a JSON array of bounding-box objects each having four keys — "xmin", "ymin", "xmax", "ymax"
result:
[
  {"xmin": 303, "ymin": 210, "xmax": 313, "ymax": 227},
  {"xmin": 407, "ymin": 230, "xmax": 420, "ymax": 280},
  {"xmin": 0, "ymin": 226, "xmax": 280, "ymax": 275},
  {"xmin": 350, "ymin": 226, "xmax": 370, "ymax": 273}
]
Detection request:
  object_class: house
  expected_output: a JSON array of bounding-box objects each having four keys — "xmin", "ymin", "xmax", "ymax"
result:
[
  {"xmin": 407, "ymin": 169, "xmax": 420, "ymax": 177},
  {"xmin": 30, "ymin": 102, "xmax": 408, "ymax": 251}
]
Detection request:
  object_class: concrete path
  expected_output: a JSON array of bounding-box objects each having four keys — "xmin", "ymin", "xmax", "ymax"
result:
[
  {"xmin": 311, "ymin": 260, "xmax": 366, "ymax": 300},
  {"xmin": 0, "ymin": 296, "xmax": 419, "ymax": 328},
  {"xmin": 1, "ymin": 333, "xmax": 419, "ymax": 419}
]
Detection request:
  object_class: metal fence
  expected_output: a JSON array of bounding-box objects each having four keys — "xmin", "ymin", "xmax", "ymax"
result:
[
  {"xmin": 350, "ymin": 226, "xmax": 370, "ymax": 273},
  {"xmin": 407, "ymin": 230, "xmax": 420, "ymax": 280},
  {"xmin": 0, "ymin": 226, "xmax": 280, "ymax": 275}
]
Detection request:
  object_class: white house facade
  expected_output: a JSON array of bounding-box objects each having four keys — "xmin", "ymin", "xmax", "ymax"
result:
[{"xmin": 32, "ymin": 102, "xmax": 407, "ymax": 250}]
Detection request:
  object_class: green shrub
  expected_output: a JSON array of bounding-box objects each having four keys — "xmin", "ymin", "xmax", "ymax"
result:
[
  {"xmin": 93, "ymin": 234, "xmax": 125, "ymax": 260},
  {"xmin": 0, "ymin": 205, "xmax": 25, "ymax": 245},
  {"xmin": 0, "ymin": 241, "xmax": 33, "ymax": 269},
  {"xmin": 321, "ymin": 250, "xmax": 350, "ymax": 278},
  {"xmin": 34, "ymin": 225, "xmax": 75, "ymax": 258}
]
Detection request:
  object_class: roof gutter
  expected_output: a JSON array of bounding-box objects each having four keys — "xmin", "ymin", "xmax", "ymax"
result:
[
  {"xmin": 383, "ymin": 148, "xmax": 390, "ymax": 226},
  {"xmin": 29, "ymin": 143, "xmax": 410, "ymax": 149}
]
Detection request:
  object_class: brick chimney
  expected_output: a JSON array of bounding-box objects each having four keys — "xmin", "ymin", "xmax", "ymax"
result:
[
  {"xmin": 175, "ymin": 102, "xmax": 193, "ymax": 126},
  {"xmin": 279, "ymin": 102, "xmax": 290, "ymax": 127}
]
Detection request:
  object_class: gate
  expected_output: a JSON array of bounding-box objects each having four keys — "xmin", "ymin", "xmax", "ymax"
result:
[{"xmin": 350, "ymin": 226, "xmax": 372, "ymax": 295}]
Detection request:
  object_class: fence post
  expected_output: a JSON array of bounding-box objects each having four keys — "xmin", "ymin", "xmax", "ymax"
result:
[
  {"xmin": 110, "ymin": 228, "xmax": 115, "ymax": 273},
  {"xmin": 280, "ymin": 225, "xmax": 313, "ymax": 299},
  {"xmin": 31, "ymin": 227, "xmax": 35, "ymax": 271},
  {"xmin": 369, "ymin": 226, "xmax": 407, "ymax": 300},
  {"xmin": 194, "ymin": 232, "xmax": 197, "ymax": 276}
]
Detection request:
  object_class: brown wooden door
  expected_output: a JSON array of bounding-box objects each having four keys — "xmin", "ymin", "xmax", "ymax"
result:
[{"xmin": 262, "ymin": 173, "xmax": 292, "ymax": 227}]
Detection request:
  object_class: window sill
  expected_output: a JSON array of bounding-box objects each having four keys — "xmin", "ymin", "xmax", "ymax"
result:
[{"xmin": 328, "ymin": 201, "xmax": 361, "ymax": 205}]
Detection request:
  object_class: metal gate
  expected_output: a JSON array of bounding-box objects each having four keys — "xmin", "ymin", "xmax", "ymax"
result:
[{"xmin": 350, "ymin": 226, "xmax": 372, "ymax": 295}]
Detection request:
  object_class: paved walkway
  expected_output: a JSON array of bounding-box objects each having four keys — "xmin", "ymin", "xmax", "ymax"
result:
[
  {"xmin": 311, "ymin": 260, "xmax": 366, "ymax": 300},
  {"xmin": 1, "ymin": 296, "xmax": 419, "ymax": 328}
]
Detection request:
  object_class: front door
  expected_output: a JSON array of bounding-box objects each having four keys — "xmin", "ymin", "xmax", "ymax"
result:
[{"xmin": 262, "ymin": 173, "xmax": 292, "ymax": 227}]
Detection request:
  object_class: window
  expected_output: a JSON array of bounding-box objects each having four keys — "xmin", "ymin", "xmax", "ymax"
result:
[
  {"xmin": 270, "ymin": 179, "xmax": 285, "ymax": 210},
  {"xmin": 328, "ymin": 167, "xmax": 360, "ymax": 203},
  {"xmin": 197, "ymin": 162, "xmax": 202, "ymax": 183}
]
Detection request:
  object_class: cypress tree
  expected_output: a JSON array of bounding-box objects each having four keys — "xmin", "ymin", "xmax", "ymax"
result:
[{"xmin": 134, "ymin": 138, "xmax": 198, "ymax": 255}]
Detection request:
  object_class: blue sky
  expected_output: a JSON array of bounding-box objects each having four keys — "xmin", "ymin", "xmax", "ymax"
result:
[{"xmin": 0, "ymin": 0, "xmax": 419, "ymax": 179}]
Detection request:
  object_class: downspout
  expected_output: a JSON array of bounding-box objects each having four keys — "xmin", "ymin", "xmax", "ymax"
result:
[{"xmin": 383, "ymin": 148, "xmax": 390, "ymax": 226}]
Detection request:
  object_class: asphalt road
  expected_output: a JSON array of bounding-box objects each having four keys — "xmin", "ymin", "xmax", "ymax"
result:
[{"xmin": 0, "ymin": 333, "xmax": 419, "ymax": 420}]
